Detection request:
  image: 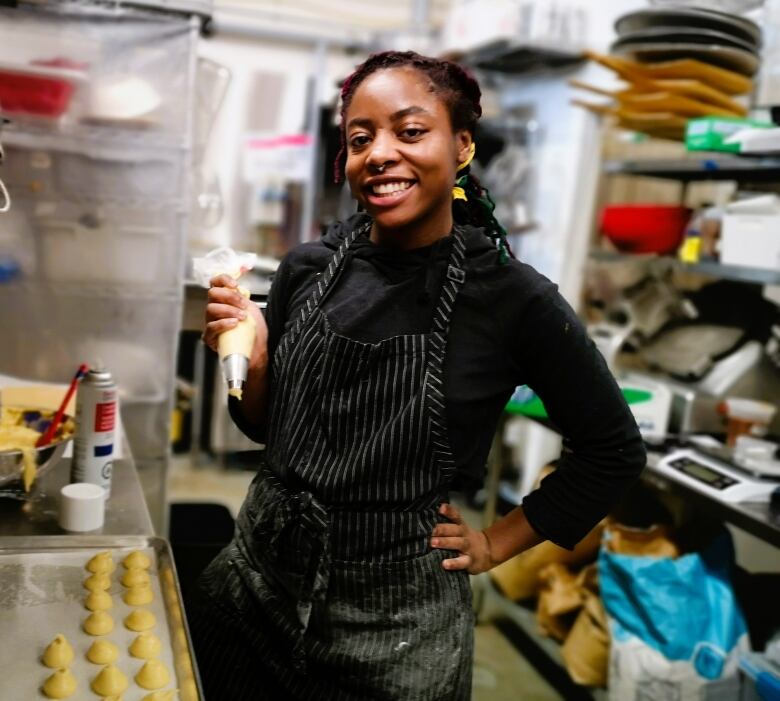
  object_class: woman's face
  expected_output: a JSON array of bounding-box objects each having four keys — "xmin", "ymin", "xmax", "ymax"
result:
[{"xmin": 344, "ymin": 67, "xmax": 472, "ymax": 237}]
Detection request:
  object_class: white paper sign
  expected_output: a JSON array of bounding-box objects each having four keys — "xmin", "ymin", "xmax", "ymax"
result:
[{"xmin": 243, "ymin": 132, "xmax": 314, "ymax": 183}]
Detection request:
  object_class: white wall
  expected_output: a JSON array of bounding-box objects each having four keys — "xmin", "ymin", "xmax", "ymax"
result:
[{"xmin": 195, "ymin": 34, "xmax": 361, "ymax": 251}]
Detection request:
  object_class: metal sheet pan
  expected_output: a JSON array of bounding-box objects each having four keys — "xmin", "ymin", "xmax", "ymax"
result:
[{"xmin": 0, "ymin": 535, "xmax": 203, "ymax": 700}]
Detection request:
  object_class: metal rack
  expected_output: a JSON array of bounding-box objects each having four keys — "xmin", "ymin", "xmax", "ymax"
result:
[
  {"xmin": 603, "ymin": 155, "xmax": 780, "ymax": 182},
  {"xmin": 463, "ymin": 40, "xmax": 585, "ymax": 74},
  {"xmin": 589, "ymin": 249, "xmax": 780, "ymax": 286},
  {"xmin": 0, "ymin": 0, "xmax": 209, "ymax": 531}
]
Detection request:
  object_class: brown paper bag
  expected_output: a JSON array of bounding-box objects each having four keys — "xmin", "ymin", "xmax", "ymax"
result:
[
  {"xmin": 561, "ymin": 593, "xmax": 610, "ymax": 687},
  {"xmin": 575, "ymin": 562, "xmax": 599, "ymax": 596},
  {"xmin": 536, "ymin": 563, "xmax": 582, "ymax": 641},
  {"xmin": 606, "ymin": 521, "xmax": 680, "ymax": 559},
  {"xmin": 490, "ymin": 521, "xmax": 605, "ymax": 601}
]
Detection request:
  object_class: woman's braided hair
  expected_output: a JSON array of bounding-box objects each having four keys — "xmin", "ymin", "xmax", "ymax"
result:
[{"xmin": 334, "ymin": 50, "xmax": 513, "ymax": 264}]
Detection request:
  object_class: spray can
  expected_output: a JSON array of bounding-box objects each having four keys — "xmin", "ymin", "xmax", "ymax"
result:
[{"xmin": 71, "ymin": 368, "xmax": 117, "ymax": 496}]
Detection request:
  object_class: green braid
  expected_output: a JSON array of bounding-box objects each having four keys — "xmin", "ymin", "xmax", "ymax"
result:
[{"xmin": 454, "ymin": 172, "xmax": 513, "ymax": 265}]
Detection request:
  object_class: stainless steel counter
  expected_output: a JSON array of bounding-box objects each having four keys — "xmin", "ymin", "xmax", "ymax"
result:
[{"xmin": 0, "ymin": 456, "xmax": 153, "ymax": 537}]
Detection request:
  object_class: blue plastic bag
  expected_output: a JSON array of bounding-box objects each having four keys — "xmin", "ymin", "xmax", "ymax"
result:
[{"xmin": 599, "ymin": 530, "xmax": 749, "ymax": 700}]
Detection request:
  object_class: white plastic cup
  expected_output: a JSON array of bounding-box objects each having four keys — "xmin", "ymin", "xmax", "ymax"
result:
[
  {"xmin": 724, "ymin": 398, "xmax": 777, "ymax": 446},
  {"xmin": 59, "ymin": 483, "xmax": 106, "ymax": 532},
  {"xmin": 725, "ymin": 398, "xmax": 777, "ymax": 423}
]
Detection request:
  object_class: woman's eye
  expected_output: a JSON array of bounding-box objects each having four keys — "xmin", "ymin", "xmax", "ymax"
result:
[
  {"xmin": 350, "ymin": 135, "xmax": 371, "ymax": 148},
  {"xmin": 401, "ymin": 128, "xmax": 425, "ymax": 139}
]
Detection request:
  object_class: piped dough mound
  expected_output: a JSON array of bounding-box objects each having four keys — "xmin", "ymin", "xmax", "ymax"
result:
[
  {"xmin": 42, "ymin": 634, "xmax": 75, "ymax": 668},
  {"xmin": 85, "ymin": 590, "xmax": 113, "ymax": 611},
  {"xmin": 122, "ymin": 550, "xmax": 151, "ymax": 570},
  {"xmin": 123, "ymin": 585, "xmax": 153, "ymax": 606},
  {"xmin": 91, "ymin": 664, "xmax": 129, "ymax": 697},
  {"xmin": 124, "ymin": 608, "xmax": 156, "ymax": 632},
  {"xmin": 129, "ymin": 632, "xmax": 163, "ymax": 660},
  {"xmin": 86, "ymin": 639, "xmax": 119, "ymax": 665},
  {"xmin": 83, "ymin": 611, "xmax": 114, "ymax": 636},
  {"xmin": 135, "ymin": 659, "xmax": 170, "ymax": 690},
  {"xmin": 121, "ymin": 568, "xmax": 151, "ymax": 588},
  {"xmin": 86, "ymin": 551, "xmax": 115, "ymax": 574},
  {"xmin": 83, "ymin": 572, "xmax": 112, "ymax": 592},
  {"xmin": 42, "ymin": 668, "xmax": 77, "ymax": 699}
]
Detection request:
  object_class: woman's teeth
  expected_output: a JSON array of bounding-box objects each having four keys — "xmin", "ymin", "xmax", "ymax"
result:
[{"xmin": 372, "ymin": 181, "xmax": 413, "ymax": 196}]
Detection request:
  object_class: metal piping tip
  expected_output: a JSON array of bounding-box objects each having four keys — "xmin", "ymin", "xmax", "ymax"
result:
[{"xmin": 222, "ymin": 353, "xmax": 249, "ymax": 387}]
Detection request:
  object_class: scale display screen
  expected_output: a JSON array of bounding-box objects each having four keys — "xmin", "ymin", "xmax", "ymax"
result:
[{"xmin": 669, "ymin": 458, "xmax": 738, "ymax": 490}]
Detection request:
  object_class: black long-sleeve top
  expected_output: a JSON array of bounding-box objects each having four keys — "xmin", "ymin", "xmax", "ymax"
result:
[{"xmin": 229, "ymin": 214, "xmax": 646, "ymax": 550}]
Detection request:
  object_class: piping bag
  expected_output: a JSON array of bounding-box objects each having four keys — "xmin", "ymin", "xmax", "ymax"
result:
[{"xmin": 193, "ymin": 247, "xmax": 257, "ymax": 400}]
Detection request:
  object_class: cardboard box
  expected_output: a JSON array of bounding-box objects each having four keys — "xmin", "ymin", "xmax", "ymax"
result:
[{"xmin": 721, "ymin": 213, "xmax": 780, "ymax": 271}]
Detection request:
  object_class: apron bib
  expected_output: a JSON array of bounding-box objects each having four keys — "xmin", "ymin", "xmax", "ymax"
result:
[{"xmin": 193, "ymin": 221, "xmax": 474, "ymax": 701}]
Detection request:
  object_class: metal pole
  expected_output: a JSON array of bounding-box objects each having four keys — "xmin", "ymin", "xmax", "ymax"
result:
[{"xmin": 301, "ymin": 40, "xmax": 327, "ymax": 243}]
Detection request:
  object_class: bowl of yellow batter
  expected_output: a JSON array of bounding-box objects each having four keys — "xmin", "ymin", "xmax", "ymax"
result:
[{"xmin": 0, "ymin": 407, "xmax": 75, "ymax": 492}]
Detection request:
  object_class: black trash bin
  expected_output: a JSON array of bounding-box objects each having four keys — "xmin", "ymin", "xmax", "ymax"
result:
[{"xmin": 169, "ymin": 502, "xmax": 235, "ymax": 610}]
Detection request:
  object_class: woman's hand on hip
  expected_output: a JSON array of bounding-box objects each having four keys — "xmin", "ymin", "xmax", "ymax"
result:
[
  {"xmin": 431, "ymin": 503, "xmax": 494, "ymax": 575},
  {"xmin": 203, "ymin": 274, "xmax": 268, "ymax": 369}
]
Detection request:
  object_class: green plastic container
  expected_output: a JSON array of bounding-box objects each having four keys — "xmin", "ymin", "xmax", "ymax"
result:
[
  {"xmin": 686, "ymin": 117, "xmax": 774, "ymax": 153},
  {"xmin": 506, "ymin": 388, "xmax": 652, "ymax": 420}
]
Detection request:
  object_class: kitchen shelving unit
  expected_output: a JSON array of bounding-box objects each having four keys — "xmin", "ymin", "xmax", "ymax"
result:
[
  {"xmin": 591, "ymin": 153, "xmax": 780, "ymax": 549},
  {"xmin": 476, "ymin": 145, "xmax": 780, "ymax": 695},
  {"xmin": 0, "ymin": 0, "xmax": 210, "ymax": 531}
]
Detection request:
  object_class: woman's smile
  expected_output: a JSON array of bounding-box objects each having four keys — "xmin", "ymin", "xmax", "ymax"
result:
[{"xmin": 363, "ymin": 177, "xmax": 418, "ymax": 208}]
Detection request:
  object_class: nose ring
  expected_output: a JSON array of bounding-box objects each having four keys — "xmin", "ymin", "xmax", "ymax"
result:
[{"xmin": 376, "ymin": 164, "xmax": 386, "ymax": 173}]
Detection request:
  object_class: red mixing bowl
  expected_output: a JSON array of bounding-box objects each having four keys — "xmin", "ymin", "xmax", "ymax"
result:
[{"xmin": 600, "ymin": 204, "xmax": 692, "ymax": 255}]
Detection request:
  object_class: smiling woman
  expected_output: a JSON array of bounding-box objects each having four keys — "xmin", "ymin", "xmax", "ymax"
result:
[{"xmin": 192, "ymin": 51, "xmax": 646, "ymax": 701}]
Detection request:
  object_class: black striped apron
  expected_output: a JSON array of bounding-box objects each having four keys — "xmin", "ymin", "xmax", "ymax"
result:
[{"xmin": 190, "ymin": 221, "xmax": 474, "ymax": 700}]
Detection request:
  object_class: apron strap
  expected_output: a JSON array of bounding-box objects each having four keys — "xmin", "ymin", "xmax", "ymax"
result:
[
  {"xmin": 425, "ymin": 226, "xmax": 467, "ymax": 487},
  {"xmin": 277, "ymin": 220, "xmax": 369, "ymax": 355}
]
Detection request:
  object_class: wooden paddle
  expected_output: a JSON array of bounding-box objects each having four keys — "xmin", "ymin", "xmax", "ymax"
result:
[
  {"xmin": 569, "ymin": 78, "xmax": 747, "ymax": 116},
  {"xmin": 583, "ymin": 50, "xmax": 753, "ymax": 95}
]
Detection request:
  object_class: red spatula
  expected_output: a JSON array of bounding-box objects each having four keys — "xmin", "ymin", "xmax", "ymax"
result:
[{"xmin": 35, "ymin": 363, "xmax": 89, "ymax": 448}]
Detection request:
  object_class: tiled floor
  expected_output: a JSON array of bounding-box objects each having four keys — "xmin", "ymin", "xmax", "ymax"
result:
[{"xmin": 167, "ymin": 454, "xmax": 561, "ymax": 700}]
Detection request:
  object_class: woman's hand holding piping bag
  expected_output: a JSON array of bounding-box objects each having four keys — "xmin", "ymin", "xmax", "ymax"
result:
[
  {"xmin": 203, "ymin": 274, "xmax": 270, "ymax": 430},
  {"xmin": 431, "ymin": 502, "xmax": 545, "ymax": 574}
]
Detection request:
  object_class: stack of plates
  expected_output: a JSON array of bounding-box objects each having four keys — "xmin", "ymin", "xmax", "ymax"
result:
[
  {"xmin": 611, "ymin": 6, "xmax": 762, "ymax": 76},
  {"xmin": 649, "ymin": 1, "xmax": 764, "ymax": 13},
  {"xmin": 571, "ymin": 7, "xmax": 761, "ymax": 141}
]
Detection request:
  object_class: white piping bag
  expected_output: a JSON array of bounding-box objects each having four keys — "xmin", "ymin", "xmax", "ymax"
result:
[{"xmin": 193, "ymin": 247, "xmax": 257, "ymax": 400}]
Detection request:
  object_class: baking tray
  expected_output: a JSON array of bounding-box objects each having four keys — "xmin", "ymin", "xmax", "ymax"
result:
[{"xmin": 0, "ymin": 535, "xmax": 203, "ymax": 700}]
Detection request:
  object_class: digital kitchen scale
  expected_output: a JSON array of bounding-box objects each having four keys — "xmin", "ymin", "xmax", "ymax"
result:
[{"xmin": 655, "ymin": 448, "xmax": 780, "ymax": 503}]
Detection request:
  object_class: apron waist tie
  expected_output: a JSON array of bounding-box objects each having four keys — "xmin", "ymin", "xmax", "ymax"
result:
[
  {"xmin": 237, "ymin": 480, "xmax": 331, "ymax": 673},
  {"xmin": 235, "ymin": 468, "xmax": 454, "ymax": 673}
]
